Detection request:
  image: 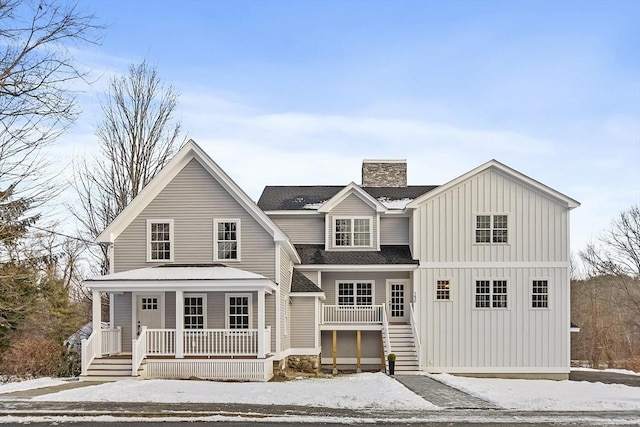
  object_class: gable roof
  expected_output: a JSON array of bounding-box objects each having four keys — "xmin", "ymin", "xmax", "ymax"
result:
[
  {"xmin": 258, "ymin": 185, "xmax": 437, "ymax": 211},
  {"xmin": 96, "ymin": 140, "xmax": 300, "ymax": 263},
  {"xmin": 407, "ymin": 159, "xmax": 580, "ymax": 209},
  {"xmin": 317, "ymin": 182, "xmax": 387, "ymax": 213},
  {"xmin": 291, "ymin": 269, "xmax": 323, "ymax": 293}
]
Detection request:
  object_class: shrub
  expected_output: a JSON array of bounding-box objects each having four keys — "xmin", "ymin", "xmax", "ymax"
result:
[
  {"xmin": 0, "ymin": 335, "xmax": 66, "ymax": 377},
  {"xmin": 387, "ymin": 353, "xmax": 396, "ymax": 362}
]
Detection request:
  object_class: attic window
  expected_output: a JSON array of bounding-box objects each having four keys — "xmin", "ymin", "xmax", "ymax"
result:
[
  {"xmin": 475, "ymin": 214, "xmax": 508, "ymax": 244},
  {"xmin": 334, "ymin": 217, "xmax": 372, "ymax": 248}
]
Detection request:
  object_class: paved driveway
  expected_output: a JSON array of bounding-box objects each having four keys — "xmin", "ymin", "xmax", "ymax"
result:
[
  {"xmin": 569, "ymin": 370, "xmax": 640, "ymax": 387},
  {"xmin": 393, "ymin": 375, "xmax": 498, "ymax": 409}
]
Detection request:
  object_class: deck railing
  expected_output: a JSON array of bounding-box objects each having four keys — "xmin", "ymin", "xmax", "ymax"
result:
[
  {"xmin": 381, "ymin": 303, "xmax": 392, "ymax": 372},
  {"xmin": 101, "ymin": 327, "xmax": 122, "ymax": 355},
  {"xmin": 321, "ymin": 304, "xmax": 383, "ymax": 324}
]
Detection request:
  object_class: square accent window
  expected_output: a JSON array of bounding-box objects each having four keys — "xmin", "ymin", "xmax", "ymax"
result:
[
  {"xmin": 334, "ymin": 217, "xmax": 372, "ymax": 247},
  {"xmin": 227, "ymin": 294, "xmax": 251, "ymax": 329},
  {"xmin": 147, "ymin": 220, "xmax": 173, "ymax": 261},
  {"xmin": 184, "ymin": 295, "xmax": 205, "ymax": 329},
  {"xmin": 436, "ymin": 280, "xmax": 451, "ymax": 300},
  {"xmin": 532, "ymin": 280, "xmax": 549, "ymax": 308},
  {"xmin": 475, "ymin": 214, "xmax": 508, "ymax": 244},
  {"xmin": 215, "ymin": 219, "xmax": 240, "ymax": 261},
  {"xmin": 475, "ymin": 280, "xmax": 508, "ymax": 309},
  {"xmin": 141, "ymin": 297, "xmax": 158, "ymax": 310},
  {"xmin": 337, "ymin": 281, "xmax": 373, "ymax": 306}
]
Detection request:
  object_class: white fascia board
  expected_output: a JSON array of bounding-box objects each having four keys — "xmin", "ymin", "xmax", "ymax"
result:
[
  {"xmin": 319, "ymin": 325, "xmax": 383, "ymax": 331},
  {"xmin": 295, "ymin": 264, "xmax": 419, "ymax": 272},
  {"xmin": 86, "ymin": 279, "xmax": 278, "ymax": 293},
  {"xmin": 318, "ymin": 182, "xmax": 387, "ymax": 213},
  {"xmin": 425, "ymin": 366, "xmax": 570, "ymax": 374},
  {"xmin": 265, "ymin": 211, "xmax": 323, "ymax": 216},
  {"xmin": 290, "ymin": 292, "xmax": 326, "ymax": 300},
  {"xmin": 407, "ymin": 159, "xmax": 580, "ymax": 210}
]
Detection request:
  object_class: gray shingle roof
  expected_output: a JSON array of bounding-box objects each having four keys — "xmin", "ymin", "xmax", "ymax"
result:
[
  {"xmin": 295, "ymin": 244, "xmax": 418, "ymax": 265},
  {"xmin": 291, "ymin": 269, "xmax": 323, "ymax": 293},
  {"xmin": 257, "ymin": 185, "xmax": 438, "ymax": 211}
]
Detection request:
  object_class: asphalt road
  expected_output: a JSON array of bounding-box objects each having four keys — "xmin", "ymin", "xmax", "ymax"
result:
[{"xmin": 569, "ymin": 370, "xmax": 640, "ymax": 387}]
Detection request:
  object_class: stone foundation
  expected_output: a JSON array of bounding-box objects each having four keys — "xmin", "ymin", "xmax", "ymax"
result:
[{"xmin": 286, "ymin": 355, "xmax": 320, "ymax": 373}]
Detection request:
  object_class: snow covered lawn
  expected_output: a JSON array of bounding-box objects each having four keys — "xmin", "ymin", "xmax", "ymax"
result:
[
  {"xmin": 431, "ymin": 373, "xmax": 640, "ymax": 411},
  {"xmin": 0, "ymin": 378, "xmax": 67, "ymax": 395},
  {"xmin": 33, "ymin": 372, "xmax": 437, "ymax": 410}
]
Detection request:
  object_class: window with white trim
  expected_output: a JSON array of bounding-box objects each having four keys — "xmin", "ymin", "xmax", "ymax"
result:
[
  {"xmin": 334, "ymin": 217, "xmax": 372, "ymax": 247},
  {"xmin": 436, "ymin": 280, "xmax": 451, "ymax": 301},
  {"xmin": 475, "ymin": 280, "xmax": 508, "ymax": 308},
  {"xmin": 532, "ymin": 280, "xmax": 549, "ymax": 308},
  {"xmin": 215, "ymin": 219, "xmax": 240, "ymax": 261},
  {"xmin": 184, "ymin": 294, "xmax": 205, "ymax": 329},
  {"xmin": 475, "ymin": 214, "xmax": 508, "ymax": 243},
  {"xmin": 147, "ymin": 219, "xmax": 173, "ymax": 261},
  {"xmin": 226, "ymin": 294, "xmax": 252, "ymax": 329},
  {"xmin": 337, "ymin": 281, "xmax": 374, "ymax": 306}
]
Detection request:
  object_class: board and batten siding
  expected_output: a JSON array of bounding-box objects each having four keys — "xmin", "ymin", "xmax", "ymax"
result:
[
  {"xmin": 271, "ymin": 216, "xmax": 325, "ymax": 244},
  {"xmin": 412, "ymin": 169, "xmax": 570, "ymax": 263},
  {"xmin": 326, "ymin": 194, "xmax": 378, "ymax": 250},
  {"xmin": 415, "ymin": 267, "xmax": 568, "ymax": 371},
  {"xmin": 379, "ymin": 217, "xmax": 409, "ymax": 245},
  {"xmin": 113, "ymin": 158, "xmax": 275, "ymax": 278},
  {"xmin": 290, "ymin": 297, "xmax": 316, "ymax": 348}
]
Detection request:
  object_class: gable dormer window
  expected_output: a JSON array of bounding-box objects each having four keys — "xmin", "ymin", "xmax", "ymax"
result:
[
  {"xmin": 334, "ymin": 217, "xmax": 372, "ymax": 248},
  {"xmin": 214, "ymin": 219, "xmax": 240, "ymax": 261},
  {"xmin": 147, "ymin": 219, "xmax": 174, "ymax": 262}
]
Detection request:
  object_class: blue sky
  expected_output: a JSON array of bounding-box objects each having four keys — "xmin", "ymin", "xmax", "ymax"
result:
[{"xmin": 59, "ymin": 0, "xmax": 639, "ymax": 252}]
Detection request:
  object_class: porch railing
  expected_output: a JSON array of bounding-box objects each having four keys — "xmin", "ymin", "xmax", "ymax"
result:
[
  {"xmin": 409, "ymin": 302, "xmax": 422, "ymax": 370},
  {"xmin": 81, "ymin": 331, "xmax": 99, "ymax": 376},
  {"xmin": 142, "ymin": 328, "xmax": 272, "ymax": 357},
  {"xmin": 146, "ymin": 329, "xmax": 176, "ymax": 355},
  {"xmin": 132, "ymin": 326, "xmax": 147, "ymax": 376},
  {"xmin": 321, "ymin": 304, "xmax": 383, "ymax": 324},
  {"xmin": 101, "ymin": 327, "xmax": 122, "ymax": 355}
]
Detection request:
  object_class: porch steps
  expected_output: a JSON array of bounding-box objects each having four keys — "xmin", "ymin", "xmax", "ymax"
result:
[
  {"xmin": 385, "ymin": 324, "xmax": 419, "ymax": 373},
  {"xmin": 80, "ymin": 355, "xmax": 144, "ymax": 381}
]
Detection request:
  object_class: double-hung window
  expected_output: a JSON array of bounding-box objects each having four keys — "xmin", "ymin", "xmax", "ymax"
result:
[
  {"xmin": 532, "ymin": 280, "xmax": 549, "ymax": 308},
  {"xmin": 337, "ymin": 281, "xmax": 374, "ymax": 306},
  {"xmin": 334, "ymin": 217, "xmax": 372, "ymax": 248},
  {"xmin": 184, "ymin": 294, "xmax": 205, "ymax": 329},
  {"xmin": 226, "ymin": 294, "xmax": 251, "ymax": 329},
  {"xmin": 475, "ymin": 214, "xmax": 508, "ymax": 243},
  {"xmin": 214, "ymin": 219, "xmax": 240, "ymax": 261},
  {"xmin": 475, "ymin": 280, "xmax": 508, "ymax": 309},
  {"xmin": 147, "ymin": 219, "xmax": 174, "ymax": 262}
]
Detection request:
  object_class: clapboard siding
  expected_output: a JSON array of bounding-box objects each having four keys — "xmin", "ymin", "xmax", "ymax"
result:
[
  {"xmin": 113, "ymin": 158, "xmax": 275, "ymax": 278},
  {"xmin": 380, "ymin": 217, "xmax": 409, "ymax": 245},
  {"xmin": 415, "ymin": 266, "xmax": 568, "ymax": 370},
  {"xmin": 271, "ymin": 216, "xmax": 325, "ymax": 244},
  {"xmin": 290, "ymin": 297, "xmax": 316, "ymax": 348},
  {"xmin": 114, "ymin": 293, "xmax": 132, "ymax": 352},
  {"xmin": 413, "ymin": 169, "xmax": 569, "ymax": 263},
  {"xmin": 327, "ymin": 194, "xmax": 378, "ymax": 250},
  {"xmin": 279, "ymin": 246, "xmax": 293, "ymax": 351},
  {"xmin": 321, "ymin": 271, "xmax": 410, "ymax": 306}
]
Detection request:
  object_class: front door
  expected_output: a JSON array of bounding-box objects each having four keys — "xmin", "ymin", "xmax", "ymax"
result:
[
  {"xmin": 136, "ymin": 295, "xmax": 162, "ymax": 336},
  {"xmin": 387, "ymin": 280, "xmax": 409, "ymax": 323}
]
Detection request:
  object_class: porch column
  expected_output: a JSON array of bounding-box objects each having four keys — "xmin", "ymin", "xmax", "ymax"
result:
[
  {"xmin": 175, "ymin": 290, "xmax": 184, "ymax": 358},
  {"xmin": 257, "ymin": 289, "xmax": 265, "ymax": 358},
  {"xmin": 92, "ymin": 290, "xmax": 102, "ymax": 356}
]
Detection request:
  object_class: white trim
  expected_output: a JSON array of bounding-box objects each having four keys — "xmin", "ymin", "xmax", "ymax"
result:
[
  {"xmin": 473, "ymin": 213, "xmax": 509, "ymax": 245},
  {"xmin": 109, "ymin": 293, "xmax": 115, "ymax": 328},
  {"xmin": 332, "ymin": 216, "xmax": 375, "ymax": 249},
  {"xmin": 376, "ymin": 213, "xmax": 381, "ymax": 250},
  {"xmin": 425, "ymin": 366, "xmax": 570, "ymax": 374},
  {"xmin": 87, "ymin": 279, "xmax": 277, "ymax": 293},
  {"xmin": 281, "ymin": 347, "xmax": 321, "ymax": 357},
  {"xmin": 314, "ymin": 297, "xmax": 320, "ymax": 348},
  {"xmin": 418, "ymin": 262, "xmax": 570, "ymax": 268},
  {"xmin": 530, "ymin": 278, "xmax": 551, "ymax": 310},
  {"xmin": 321, "ymin": 357, "xmax": 380, "ymax": 364},
  {"xmin": 320, "ymin": 324, "xmax": 383, "ymax": 331},
  {"xmin": 407, "ymin": 159, "xmax": 580, "ymax": 209},
  {"xmin": 290, "ymin": 292, "xmax": 325, "ymax": 298},
  {"xmin": 275, "ymin": 242, "xmax": 282, "ymax": 352},
  {"xmin": 183, "ymin": 292, "xmax": 207, "ymax": 329},
  {"xmin": 296, "ymin": 264, "xmax": 418, "ymax": 272},
  {"xmin": 132, "ymin": 292, "xmax": 166, "ymax": 338},
  {"xmin": 265, "ymin": 211, "xmax": 324, "ymax": 216},
  {"xmin": 434, "ymin": 278, "xmax": 453, "ymax": 302},
  {"xmin": 213, "ymin": 218, "xmax": 241, "ymax": 262},
  {"xmin": 225, "ymin": 293, "xmax": 253, "ymax": 329},
  {"xmin": 318, "ymin": 182, "xmax": 387, "ymax": 213},
  {"xmin": 473, "ymin": 278, "xmax": 509, "ymax": 310},
  {"xmin": 146, "ymin": 219, "xmax": 174, "ymax": 262},
  {"xmin": 335, "ymin": 280, "xmax": 375, "ymax": 305},
  {"xmin": 386, "ymin": 278, "xmax": 410, "ymax": 321}
]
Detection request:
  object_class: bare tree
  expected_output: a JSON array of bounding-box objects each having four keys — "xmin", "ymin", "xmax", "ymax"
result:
[
  {"xmin": 72, "ymin": 61, "xmax": 182, "ymax": 273},
  {"xmin": 0, "ymin": 0, "xmax": 101, "ymax": 200}
]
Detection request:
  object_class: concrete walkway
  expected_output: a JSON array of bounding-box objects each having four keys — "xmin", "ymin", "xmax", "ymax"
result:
[
  {"xmin": 0, "ymin": 380, "xmax": 105, "ymax": 399},
  {"xmin": 394, "ymin": 375, "xmax": 498, "ymax": 409}
]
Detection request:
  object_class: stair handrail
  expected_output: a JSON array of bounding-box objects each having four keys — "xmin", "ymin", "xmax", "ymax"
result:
[
  {"xmin": 131, "ymin": 326, "xmax": 147, "ymax": 376},
  {"xmin": 381, "ymin": 303, "xmax": 392, "ymax": 366},
  {"xmin": 80, "ymin": 330, "xmax": 99, "ymax": 376},
  {"xmin": 409, "ymin": 302, "xmax": 422, "ymax": 370}
]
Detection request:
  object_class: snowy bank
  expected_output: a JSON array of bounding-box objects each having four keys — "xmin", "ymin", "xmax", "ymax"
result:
[{"xmin": 0, "ymin": 378, "xmax": 68, "ymax": 395}]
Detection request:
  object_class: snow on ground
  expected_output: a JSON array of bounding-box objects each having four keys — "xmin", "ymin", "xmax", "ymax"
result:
[
  {"xmin": 33, "ymin": 372, "xmax": 437, "ymax": 410},
  {"xmin": 572, "ymin": 367, "xmax": 640, "ymax": 377},
  {"xmin": 0, "ymin": 378, "xmax": 67, "ymax": 395},
  {"xmin": 431, "ymin": 373, "xmax": 640, "ymax": 411}
]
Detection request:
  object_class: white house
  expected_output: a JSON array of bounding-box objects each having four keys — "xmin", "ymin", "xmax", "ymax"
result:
[{"xmin": 81, "ymin": 140, "xmax": 579, "ymax": 381}]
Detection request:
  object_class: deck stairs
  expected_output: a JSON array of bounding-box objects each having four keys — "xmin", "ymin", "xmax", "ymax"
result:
[
  {"xmin": 80, "ymin": 355, "xmax": 144, "ymax": 381},
  {"xmin": 383, "ymin": 324, "xmax": 420, "ymax": 374}
]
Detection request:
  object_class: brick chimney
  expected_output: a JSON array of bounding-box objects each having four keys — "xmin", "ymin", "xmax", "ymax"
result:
[{"xmin": 361, "ymin": 159, "xmax": 407, "ymax": 187}]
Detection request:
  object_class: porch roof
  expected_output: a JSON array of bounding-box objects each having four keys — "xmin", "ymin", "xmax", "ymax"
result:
[{"xmin": 85, "ymin": 264, "xmax": 277, "ymax": 293}]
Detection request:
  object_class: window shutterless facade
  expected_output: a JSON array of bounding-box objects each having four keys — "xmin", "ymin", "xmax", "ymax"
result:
[
  {"xmin": 475, "ymin": 280, "xmax": 508, "ymax": 309},
  {"xmin": 475, "ymin": 214, "xmax": 508, "ymax": 243},
  {"xmin": 333, "ymin": 217, "xmax": 372, "ymax": 248},
  {"xmin": 214, "ymin": 219, "xmax": 240, "ymax": 261},
  {"xmin": 436, "ymin": 280, "xmax": 451, "ymax": 301},
  {"xmin": 336, "ymin": 281, "xmax": 374, "ymax": 306},
  {"xmin": 226, "ymin": 293, "xmax": 252, "ymax": 329},
  {"xmin": 147, "ymin": 219, "xmax": 174, "ymax": 262},
  {"xmin": 532, "ymin": 280, "xmax": 549, "ymax": 308},
  {"xmin": 184, "ymin": 294, "xmax": 206, "ymax": 329}
]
